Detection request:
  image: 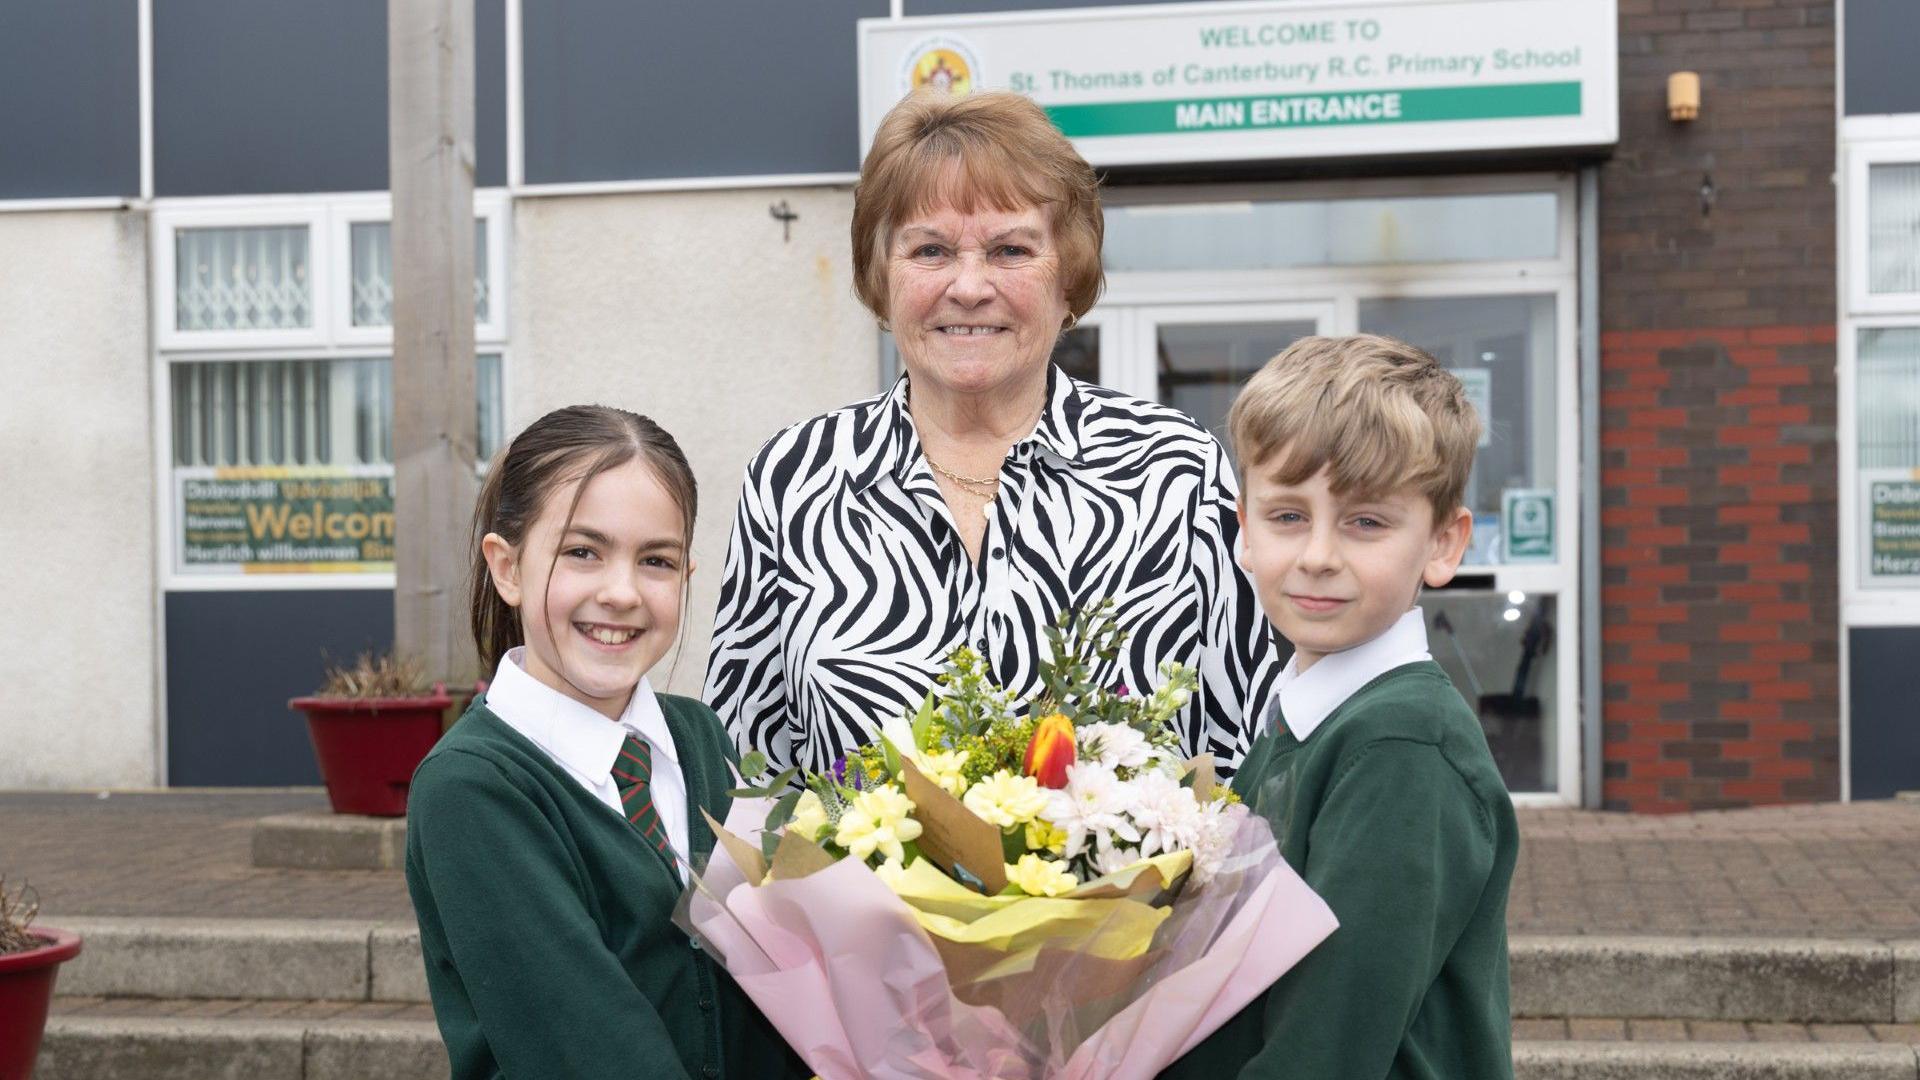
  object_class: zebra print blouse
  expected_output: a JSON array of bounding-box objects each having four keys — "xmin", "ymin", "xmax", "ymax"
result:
[{"xmin": 703, "ymin": 367, "xmax": 1281, "ymax": 780}]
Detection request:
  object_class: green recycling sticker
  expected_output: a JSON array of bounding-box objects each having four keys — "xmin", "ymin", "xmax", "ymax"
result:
[{"xmin": 1502, "ymin": 488, "xmax": 1555, "ymax": 563}]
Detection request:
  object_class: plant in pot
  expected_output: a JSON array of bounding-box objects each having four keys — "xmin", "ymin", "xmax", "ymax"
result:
[
  {"xmin": 0, "ymin": 879, "xmax": 81, "ymax": 1080},
  {"xmin": 291, "ymin": 651, "xmax": 455, "ymax": 817}
]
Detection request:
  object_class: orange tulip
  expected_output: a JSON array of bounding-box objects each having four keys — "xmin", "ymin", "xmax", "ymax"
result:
[{"xmin": 1023, "ymin": 713, "xmax": 1077, "ymax": 789}]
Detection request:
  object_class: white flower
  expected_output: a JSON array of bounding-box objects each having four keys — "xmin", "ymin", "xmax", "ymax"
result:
[
  {"xmin": 963, "ymin": 770, "xmax": 1049, "ymax": 828},
  {"xmin": 1043, "ymin": 762, "xmax": 1140, "ymax": 860},
  {"xmin": 1090, "ymin": 843, "xmax": 1145, "ymax": 878},
  {"xmin": 835, "ymin": 784, "xmax": 922, "ymax": 864},
  {"xmin": 1187, "ymin": 801, "xmax": 1238, "ymax": 886},
  {"xmin": 1126, "ymin": 767, "xmax": 1203, "ymax": 858},
  {"xmin": 1077, "ymin": 722, "xmax": 1155, "ymax": 772}
]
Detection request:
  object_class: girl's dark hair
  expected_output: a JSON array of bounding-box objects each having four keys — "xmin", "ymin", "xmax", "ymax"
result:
[{"xmin": 469, "ymin": 405, "xmax": 697, "ymax": 673}]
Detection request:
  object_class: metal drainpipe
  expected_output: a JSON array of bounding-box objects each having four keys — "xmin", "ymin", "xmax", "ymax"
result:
[{"xmin": 1580, "ymin": 165, "xmax": 1604, "ymax": 809}]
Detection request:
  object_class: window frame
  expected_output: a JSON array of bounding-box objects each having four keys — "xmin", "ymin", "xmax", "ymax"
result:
[
  {"xmin": 152, "ymin": 191, "xmax": 512, "ymax": 592},
  {"xmin": 1845, "ymin": 137, "xmax": 1920, "ymax": 316},
  {"xmin": 329, "ymin": 190, "xmax": 511, "ymax": 347},
  {"xmin": 1841, "ymin": 126, "xmax": 1920, "ymax": 621}
]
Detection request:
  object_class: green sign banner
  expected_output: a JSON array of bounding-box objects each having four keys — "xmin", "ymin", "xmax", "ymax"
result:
[
  {"xmin": 859, "ymin": 1, "xmax": 1617, "ymax": 168},
  {"xmin": 177, "ymin": 467, "xmax": 395, "ymax": 575},
  {"xmin": 1868, "ymin": 478, "xmax": 1920, "ymax": 581},
  {"xmin": 1048, "ymin": 82, "xmax": 1581, "ymax": 138}
]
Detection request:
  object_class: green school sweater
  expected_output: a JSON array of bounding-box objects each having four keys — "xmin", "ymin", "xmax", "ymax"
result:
[
  {"xmin": 1161, "ymin": 661, "xmax": 1519, "ymax": 1080},
  {"xmin": 405, "ymin": 695, "xmax": 805, "ymax": 1080}
]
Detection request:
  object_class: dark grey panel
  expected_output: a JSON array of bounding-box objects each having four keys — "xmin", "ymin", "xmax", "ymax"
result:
[
  {"xmin": 523, "ymin": 0, "xmax": 888, "ymax": 184},
  {"xmin": 906, "ymin": 0, "xmax": 1174, "ymax": 12},
  {"xmin": 1846, "ymin": 0, "xmax": 1920, "ymax": 116},
  {"xmin": 166, "ymin": 590, "xmax": 393, "ymax": 786},
  {"xmin": 155, "ymin": 0, "xmax": 507, "ymax": 196},
  {"xmin": 477, "ymin": 0, "xmax": 508, "ymax": 188},
  {"xmin": 1848, "ymin": 627, "xmax": 1920, "ymax": 800},
  {"xmin": 0, "ymin": 1, "xmax": 139, "ymax": 199}
]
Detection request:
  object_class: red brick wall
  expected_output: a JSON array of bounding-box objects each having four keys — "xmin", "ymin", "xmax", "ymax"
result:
[{"xmin": 1597, "ymin": 0, "xmax": 1838, "ymax": 811}]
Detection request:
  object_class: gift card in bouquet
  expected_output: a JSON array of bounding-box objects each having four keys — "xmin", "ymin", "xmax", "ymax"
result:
[{"xmin": 901, "ymin": 757, "xmax": 1009, "ymax": 894}]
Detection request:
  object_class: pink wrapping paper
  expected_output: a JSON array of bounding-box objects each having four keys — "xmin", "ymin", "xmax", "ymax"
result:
[{"xmin": 678, "ymin": 794, "xmax": 1338, "ymax": 1079}]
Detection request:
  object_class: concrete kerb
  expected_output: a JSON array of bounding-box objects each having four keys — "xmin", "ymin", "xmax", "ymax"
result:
[
  {"xmin": 1512, "ymin": 935, "xmax": 1903, "ymax": 1023},
  {"xmin": 1899, "ymin": 941, "xmax": 1920, "ymax": 1023},
  {"xmin": 40, "ymin": 921, "xmax": 1920, "ymax": 1022},
  {"xmin": 1512, "ymin": 1041, "xmax": 1920, "ymax": 1080},
  {"xmin": 48, "ymin": 917, "xmax": 427, "ymax": 1003},
  {"xmin": 35, "ymin": 1017, "xmax": 309, "ymax": 1080},
  {"xmin": 252, "ymin": 811, "xmax": 407, "ymax": 871},
  {"xmin": 35, "ymin": 1016, "xmax": 448, "ymax": 1080}
]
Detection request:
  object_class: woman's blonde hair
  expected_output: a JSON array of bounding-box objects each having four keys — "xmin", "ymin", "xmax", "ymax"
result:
[
  {"xmin": 1228, "ymin": 334, "xmax": 1481, "ymax": 523},
  {"xmin": 851, "ymin": 89, "xmax": 1104, "ymax": 323}
]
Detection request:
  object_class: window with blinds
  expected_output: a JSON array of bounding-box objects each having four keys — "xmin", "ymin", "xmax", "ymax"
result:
[
  {"xmin": 1867, "ymin": 163, "xmax": 1920, "ymax": 297},
  {"xmin": 170, "ymin": 355, "xmax": 504, "ymax": 469},
  {"xmin": 157, "ymin": 199, "xmax": 510, "ymax": 581}
]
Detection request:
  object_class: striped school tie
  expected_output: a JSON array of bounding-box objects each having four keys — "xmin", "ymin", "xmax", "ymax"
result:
[{"xmin": 612, "ymin": 732, "xmax": 675, "ymax": 864}]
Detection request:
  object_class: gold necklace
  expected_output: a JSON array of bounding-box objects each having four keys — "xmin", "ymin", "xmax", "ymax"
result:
[{"xmin": 924, "ymin": 454, "xmax": 1000, "ymax": 493}]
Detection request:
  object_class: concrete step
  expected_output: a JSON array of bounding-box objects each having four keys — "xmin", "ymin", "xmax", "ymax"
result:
[
  {"xmin": 43, "ymin": 916, "xmax": 1920, "ymax": 1024},
  {"xmin": 30, "ymin": 1002, "xmax": 1920, "ymax": 1080},
  {"xmin": 46, "ymin": 916, "xmax": 426, "ymax": 1004}
]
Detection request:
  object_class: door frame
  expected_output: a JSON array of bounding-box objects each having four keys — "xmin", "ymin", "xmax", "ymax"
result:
[{"xmin": 1081, "ymin": 174, "xmax": 1583, "ymax": 804}]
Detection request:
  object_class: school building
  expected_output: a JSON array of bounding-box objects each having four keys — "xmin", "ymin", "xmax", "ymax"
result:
[{"xmin": 0, "ymin": 0, "xmax": 1913, "ymax": 811}]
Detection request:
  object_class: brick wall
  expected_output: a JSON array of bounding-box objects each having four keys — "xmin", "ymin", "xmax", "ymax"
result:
[{"xmin": 1597, "ymin": 0, "xmax": 1838, "ymax": 811}]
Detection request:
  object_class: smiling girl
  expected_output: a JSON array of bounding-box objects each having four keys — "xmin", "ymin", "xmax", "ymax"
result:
[{"xmin": 405, "ymin": 405, "xmax": 801, "ymax": 1080}]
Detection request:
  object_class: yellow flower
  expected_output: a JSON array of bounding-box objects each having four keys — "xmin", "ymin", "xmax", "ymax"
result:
[
  {"xmin": 917, "ymin": 748, "xmax": 972, "ymax": 797},
  {"xmin": 834, "ymin": 784, "xmax": 923, "ymax": 864},
  {"xmin": 1024, "ymin": 818, "xmax": 1068, "ymax": 855},
  {"xmin": 786, "ymin": 790, "xmax": 829, "ymax": 842},
  {"xmin": 1005, "ymin": 853, "xmax": 1079, "ymax": 898},
  {"xmin": 963, "ymin": 769, "xmax": 1049, "ymax": 828},
  {"xmin": 872, "ymin": 857, "xmax": 909, "ymax": 891}
]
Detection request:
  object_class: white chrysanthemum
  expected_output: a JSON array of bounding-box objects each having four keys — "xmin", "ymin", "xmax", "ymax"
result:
[
  {"xmin": 1044, "ymin": 762, "xmax": 1140, "ymax": 860},
  {"xmin": 1126, "ymin": 767, "xmax": 1203, "ymax": 858},
  {"xmin": 962, "ymin": 769, "xmax": 1049, "ymax": 828},
  {"xmin": 1187, "ymin": 801, "xmax": 1238, "ymax": 886},
  {"xmin": 1077, "ymin": 722, "xmax": 1155, "ymax": 772},
  {"xmin": 835, "ymin": 784, "xmax": 922, "ymax": 864},
  {"xmin": 1090, "ymin": 842, "xmax": 1145, "ymax": 878}
]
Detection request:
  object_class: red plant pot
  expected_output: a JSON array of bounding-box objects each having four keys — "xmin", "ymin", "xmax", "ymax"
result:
[
  {"xmin": 0, "ymin": 926, "xmax": 82, "ymax": 1080},
  {"xmin": 291, "ymin": 688, "xmax": 453, "ymax": 816}
]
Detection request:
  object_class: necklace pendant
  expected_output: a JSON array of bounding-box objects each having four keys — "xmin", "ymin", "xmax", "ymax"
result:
[{"xmin": 981, "ymin": 502, "xmax": 994, "ymax": 525}]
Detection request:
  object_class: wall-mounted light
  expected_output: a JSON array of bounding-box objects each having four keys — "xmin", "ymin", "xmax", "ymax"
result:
[{"xmin": 1668, "ymin": 71, "xmax": 1701, "ymax": 122}]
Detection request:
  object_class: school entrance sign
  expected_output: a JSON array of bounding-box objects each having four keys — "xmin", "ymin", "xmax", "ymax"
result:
[{"xmin": 858, "ymin": 0, "xmax": 1617, "ymax": 167}]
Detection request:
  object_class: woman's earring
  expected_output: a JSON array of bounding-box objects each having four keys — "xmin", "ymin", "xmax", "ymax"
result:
[
  {"xmin": 878, "ymin": 317, "xmax": 892, "ymax": 333},
  {"xmin": 1062, "ymin": 313, "xmax": 1079, "ymax": 332}
]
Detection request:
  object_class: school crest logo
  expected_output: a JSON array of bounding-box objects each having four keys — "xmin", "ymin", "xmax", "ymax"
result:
[{"xmin": 899, "ymin": 37, "xmax": 980, "ymax": 98}]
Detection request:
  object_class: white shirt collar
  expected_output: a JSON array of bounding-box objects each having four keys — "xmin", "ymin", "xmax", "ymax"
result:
[
  {"xmin": 486, "ymin": 648, "xmax": 677, "ymax": 779},
  {"xmin": 1272, "ymin": 608, "xmax": 1433, "ymax": 742}
]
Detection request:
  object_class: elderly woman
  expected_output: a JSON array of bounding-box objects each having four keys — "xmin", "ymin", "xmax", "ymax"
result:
[{"xmin": 704, "ymin": 89, "xmax": 1277, "ymax": 779}]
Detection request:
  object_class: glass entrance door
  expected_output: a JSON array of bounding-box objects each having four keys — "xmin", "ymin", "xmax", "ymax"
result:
[{"xmin": 1063, "ymin": 175, "xmax": 1582, "ymax": 802}]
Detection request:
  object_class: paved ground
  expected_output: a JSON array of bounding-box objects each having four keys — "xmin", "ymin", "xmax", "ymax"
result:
[{"xmin": 4, "ymin": 790, "xmax": 1919, "ymax": 935}]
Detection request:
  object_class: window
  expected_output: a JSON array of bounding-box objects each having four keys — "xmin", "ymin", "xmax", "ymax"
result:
[
  {"xmin": 1845, "ymin": 139, "xmax": 1920, "ymax": 600},
  {"xmin": 156, "ymin": 194, "xmax": 510, "ymax": 584}
]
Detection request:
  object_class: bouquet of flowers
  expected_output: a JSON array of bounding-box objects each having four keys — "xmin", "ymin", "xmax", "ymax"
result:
[{"xmin": 678, "ymin": 603, "xmax": 1337, "ymax": 1079}]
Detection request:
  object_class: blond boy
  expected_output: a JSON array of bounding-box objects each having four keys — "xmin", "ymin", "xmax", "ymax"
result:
[{"xmin": 1163, "ymin": 335, "xmax": 1519, "ymax": 1080}]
